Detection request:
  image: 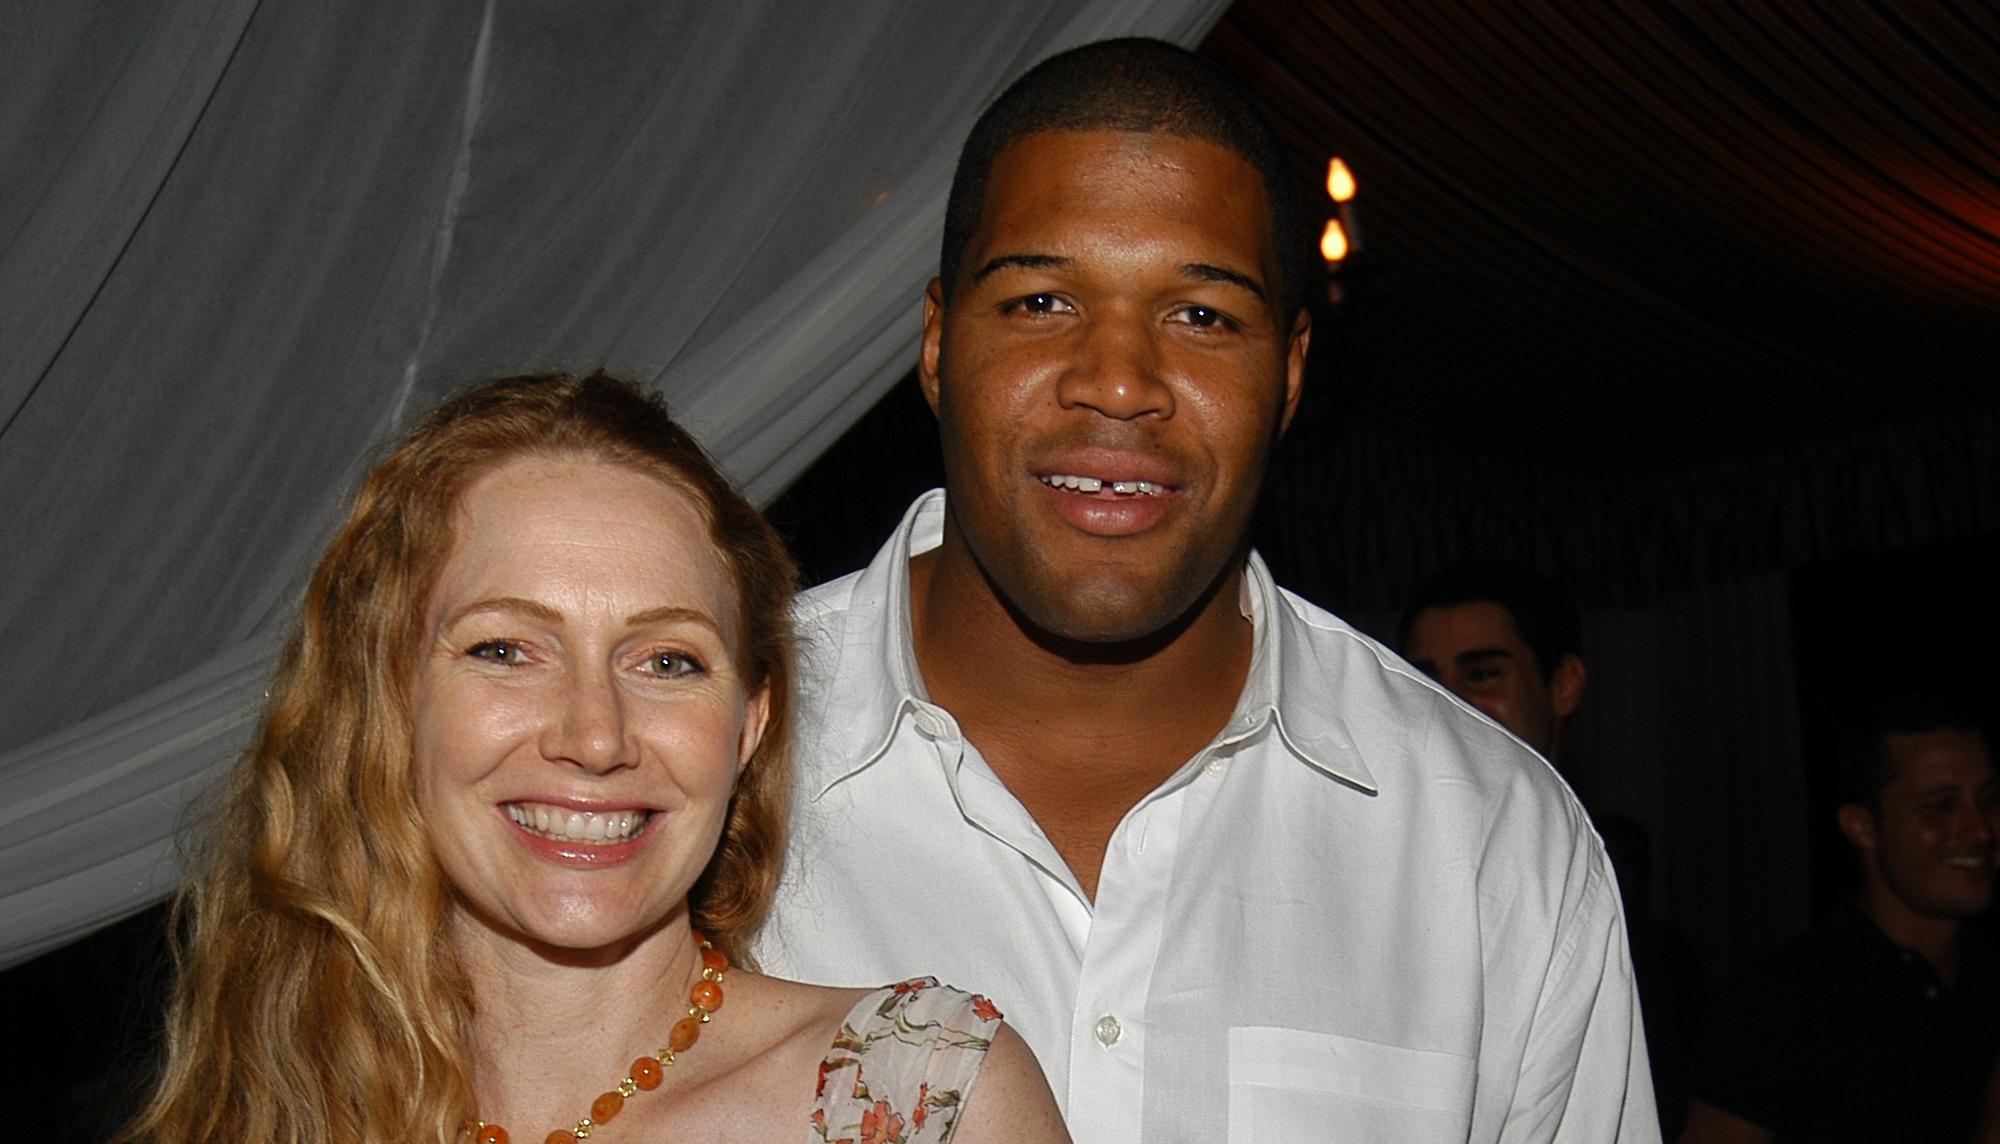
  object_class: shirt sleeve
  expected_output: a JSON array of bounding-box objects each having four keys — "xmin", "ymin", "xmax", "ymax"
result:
[{"xmin": 1503, "ymin": 833, "xmax": 1663, "ymax": 1143}]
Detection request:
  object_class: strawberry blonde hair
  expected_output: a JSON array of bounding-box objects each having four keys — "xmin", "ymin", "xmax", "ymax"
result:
[{"xmin": 122, "ymin": 374, "xmax": 795, "ymax": 1142}]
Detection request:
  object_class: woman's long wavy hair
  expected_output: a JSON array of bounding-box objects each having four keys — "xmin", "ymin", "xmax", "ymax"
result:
[{"xmin": 120, "ymin": 374, "xmax": 796, "ymax": 1143}]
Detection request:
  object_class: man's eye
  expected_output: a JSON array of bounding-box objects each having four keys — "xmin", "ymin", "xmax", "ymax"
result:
[
  {"xmin": 467, "ymin": 640, "xmax": 524, "ymax": 665},
  {"xmin": 1172, "ymin": 304, "xmax": 1236, "ymax": 330},
  {"xmin": 1004, "ymin": 293, "xmax": 1072, "ymax": 316}
]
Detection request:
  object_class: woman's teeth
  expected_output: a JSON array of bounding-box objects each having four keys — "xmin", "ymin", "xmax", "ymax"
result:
[
  {"xmin": 505, "ymin": 804, "xmax": 650, "ymax": 843},
  {"xmin": 1040, "ymin": 474, "xmax": 1166, "ymax": 495}
]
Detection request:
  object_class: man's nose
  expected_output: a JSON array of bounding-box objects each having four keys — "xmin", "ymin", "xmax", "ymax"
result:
[
  {"xmin": 1963, "ymin": 798, "xmax": 1997, "ymax": 844},
  {"xmin": 1056, "ymin": 314, "xmax": 1174, "ymax": 420}
]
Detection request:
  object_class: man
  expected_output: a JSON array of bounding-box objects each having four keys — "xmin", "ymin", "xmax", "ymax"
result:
[
  {"xmin": 758, "ymin": 39, "xmax": 1655, "ymax": 1141},
  {"xmin": 1682, "ymin": 697, "xmax": 2000, "ymax": 1142},
  {"xmin": 1399, "ymin": 561, "xmax": 1586, "ymax": 765}
]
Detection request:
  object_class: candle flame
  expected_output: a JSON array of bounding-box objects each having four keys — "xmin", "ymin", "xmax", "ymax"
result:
[
  {"xmin": 1326, "ymin": 157, "xmax": 1356, "ymax": 203},
  {"xmin": 1320, "ymin": 218, "xmax": 1349, "ymax": 262}
]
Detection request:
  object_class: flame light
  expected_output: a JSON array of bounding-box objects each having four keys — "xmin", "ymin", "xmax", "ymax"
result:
[
  {"xmin": 1320, "ymin": 218, "xmax": 1350, "ymax": 262},
  {"xmin": 1326, "ymin": 157, "xmax": 1356, "ymax": 203}
]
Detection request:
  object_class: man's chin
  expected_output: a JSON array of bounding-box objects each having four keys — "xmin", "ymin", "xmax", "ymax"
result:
[{"xmin": 1004, "ymin": 573, "xmax": 1229, "ymax": 661}]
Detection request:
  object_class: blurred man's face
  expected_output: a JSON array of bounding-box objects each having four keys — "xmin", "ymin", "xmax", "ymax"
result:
[
  {"xmin": 1848, "ymin": 729, "xmax": 2000, "ymax": 924},
  {"xmin": 1405, "ymin": 601, "xmax": 1580, "ymax": 758}
]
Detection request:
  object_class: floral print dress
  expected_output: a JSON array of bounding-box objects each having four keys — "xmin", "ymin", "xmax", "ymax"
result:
[{"xmin": 809, "ymin": 978, "xmax": 1005, "ymax": 1144}]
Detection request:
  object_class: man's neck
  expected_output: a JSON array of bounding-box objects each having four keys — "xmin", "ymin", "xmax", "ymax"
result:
[
  {"xmin": 907, "ymin": 535, "xmax": 1255, "ymax": 900},
  {"xmin": 1861, "ymin": 881, "xmax": 1964, "ymax": 984}
]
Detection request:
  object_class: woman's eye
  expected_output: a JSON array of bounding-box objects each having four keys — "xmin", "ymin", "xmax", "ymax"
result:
[
  {"xmin": 645, "ymin": 651, "xmax": 703, "ymax": 677},
  {"xmin": 467, "ymin": 640, "xmax": 524, "ymax": 665}
]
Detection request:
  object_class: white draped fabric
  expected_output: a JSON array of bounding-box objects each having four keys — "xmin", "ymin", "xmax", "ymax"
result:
[{"xmin": 0, "ymin": 0, "xmax": 1227, "ymax": 969}]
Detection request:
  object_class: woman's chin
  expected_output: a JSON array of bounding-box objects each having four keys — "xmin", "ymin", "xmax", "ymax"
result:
[{"xmin": 450, "ymin": 894, "xmax": 689, "ymax": 964}]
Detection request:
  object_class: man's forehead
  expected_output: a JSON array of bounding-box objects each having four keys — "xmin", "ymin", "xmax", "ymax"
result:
[
  {"xmin": 1881, "ymin": 728, "xmax": 1997, "ymax": 788},
  {"xmin": 1415, "ymin": 600, "xmax": 1529, "ymax": 646},
  {"xmin": 975, "ymin": 129, "xmax": 1275, "ymax": 243}
]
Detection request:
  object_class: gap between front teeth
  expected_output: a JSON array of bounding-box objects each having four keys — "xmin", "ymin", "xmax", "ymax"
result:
[
  {"xmin": 1041, "ymin": 474, "xmax": 1165, "ymax": 495},
  {"xmin": 505, "ymin": 804, "xmax": 649, "ymax": 842}
]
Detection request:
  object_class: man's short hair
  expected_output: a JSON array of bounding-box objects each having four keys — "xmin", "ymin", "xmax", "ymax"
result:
[
  {"xmin": 1398, "ymin": 560, "xmax": 1582, "ymax": 682},
  {"xmin": 939, "ymin": 37, "xmax": 1312, "ymax": 326},
  {"xmin": 1833, "ymin": 691, "xmax": 1990, "ymax": 811}
]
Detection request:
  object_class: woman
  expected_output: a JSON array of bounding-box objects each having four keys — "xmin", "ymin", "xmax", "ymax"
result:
[{"xmin": 121, "ymin": 374, "xmax": 1067, "ymax": 1143}]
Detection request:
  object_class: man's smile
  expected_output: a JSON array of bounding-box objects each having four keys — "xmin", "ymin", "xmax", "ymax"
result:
[{"xmin": 1038, "ymin": 473, "xmax": 1169, "ymax": 496}]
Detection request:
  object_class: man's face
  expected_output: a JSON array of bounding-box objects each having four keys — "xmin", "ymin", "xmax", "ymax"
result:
[
  {"xmin": 1848, "ymin": 729, "xmax": 2000, "ymax": 924},
  {"xmin": 1404, "ymin": 601, "xmax": 1580, "ymax": 758},
  {"xmin": 920, "ymin": 129, "xmax": 1307, "ymax": 644}
]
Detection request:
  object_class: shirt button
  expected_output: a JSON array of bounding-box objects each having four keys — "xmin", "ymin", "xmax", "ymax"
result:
[
  {"xmin": 1204, "ymin": 756, "xmax": 1228, "ymax": 777},
  {"xmin": 912, "ymin": 709, "xmax": 946, "ymax": 737},
  {"xmin": 1094, "ymin": 1014, "xmax": 1123, "ymax": 1047}
]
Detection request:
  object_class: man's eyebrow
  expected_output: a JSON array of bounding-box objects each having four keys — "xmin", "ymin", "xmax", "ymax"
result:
[
  {"xmin": 1453, "ymin": 647, "xmax": 1512, "ymax": 667},
  {"xmin": 1181, "ymin": 262, "xmax": 1268, "ymax": 302},
  {"xmin": 971, "ymin": 253, "xmax": 1072, "ymax": 283}
]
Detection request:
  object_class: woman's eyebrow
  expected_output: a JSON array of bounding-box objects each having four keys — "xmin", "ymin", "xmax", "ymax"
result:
[
  {"xmin": 626, "ymin": 605, "xmax": 722, "ymax": 635},
  {"xmin": 443, "ymin": 596, "xmax": 563, "ymax": 627}
]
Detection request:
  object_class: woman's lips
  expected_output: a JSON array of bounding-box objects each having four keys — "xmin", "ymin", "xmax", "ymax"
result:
[
  {"xmin": 501, "ymin": 802, "xmax": 655, "ymax": 865},
  {"xmin": 504, "ymin": 802, "xmax": 652, "ymax": 842}
]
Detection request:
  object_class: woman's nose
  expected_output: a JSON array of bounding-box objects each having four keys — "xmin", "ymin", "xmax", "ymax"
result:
[{"xmin": 540, "ymin": 667, "xmax": 638, "ymax": 773}]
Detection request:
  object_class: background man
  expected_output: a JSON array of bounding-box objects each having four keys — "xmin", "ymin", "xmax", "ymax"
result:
[
  {"xmin": 1399, "ymin": 560, "xmax": 1586, "ymax": 766},
  {"xmin": 1400, "ymin": 560, "xmax": 1701, "ymax": 1136},
  {"xmin": 1683, "ymin": 695, "xmax": 2000, "ymax": 1142},
  {"xmin": 758, "ymin": 39, "xmax": 1655, "ymax": 1141}
]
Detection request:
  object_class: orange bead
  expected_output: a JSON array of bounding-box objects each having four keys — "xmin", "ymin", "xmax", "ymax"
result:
[
  {"xmin": 544, "ymin": 1133, "xmax": 577, "ymax": 1144},
  {"xmin": 591, "ymin": 1090, "xmax": 624, "ymax": 1123},
  {"xmin": 477, "ymin": 1127, "xmax": 508, "ymax": 1144},
  {"xmin": 632, "ymin": 1055, "xmax": 663, "ymax": 1090},
  {"xmin": 669, "ymin": 1014, "xmax": 702, "ymax": 1052},
  {"xmin": 700, "ymin": 946, "xmax": 728, "ymax": 973},
  {"xmin": 690, "ymin": 978, "xmax": 724, "ymax": 1012}
]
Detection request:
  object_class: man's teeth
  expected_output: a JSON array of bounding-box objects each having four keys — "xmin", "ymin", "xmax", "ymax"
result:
[
  {"xmin": 1041, "ymin": 474, "xmax": 1165, "ymax": 495},
  {"xmin": 505, "ymin": 803, "xmax": 650, "ymax": 843}
]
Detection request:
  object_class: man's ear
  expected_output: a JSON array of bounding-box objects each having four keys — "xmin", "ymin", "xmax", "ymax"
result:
[
  {"xmin": 919, "ymin": 277, "xmax": 946, "ymax": 416},
  {"xmin": 1837, "ymin": 803, "xmax": 1877, "ymax": 851},
  {"xmin": 1279, "ymin": 308, "xmax": 1310, "ymax": 436},
  {"xmin": 1550, "ymin": 654, "xmax": 1586, "ymax": 720},
  {"xmin": 737, "ymin": 684, "xmax": 772, "ymax": 773}
]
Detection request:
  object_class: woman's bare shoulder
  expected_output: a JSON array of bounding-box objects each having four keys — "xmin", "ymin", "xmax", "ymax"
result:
[
  {"xmin": 950, "ymin": 1020, "xmax": 1070, "ymax": 1144},
  {"xmin": 725, "ymin": 971, "xmax": 875, "ymax": 1048}
]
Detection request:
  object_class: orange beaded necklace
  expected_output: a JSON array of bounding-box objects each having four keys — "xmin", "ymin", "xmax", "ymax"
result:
[{"xmin": 467, "ymin": 933, "xmax": 728, "ymax": 1144}]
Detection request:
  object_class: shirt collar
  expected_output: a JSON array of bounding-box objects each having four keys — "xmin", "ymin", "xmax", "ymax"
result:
[
  {"xmin": 805, "ymin": 490, "xmax": 946, "ymax": 798},
  {"xmin": 1234, "ymin": 551, "xmax": 1380, "ymax": 795},
  {"xmin": 806, "ymin": 488, "xmax": 1379, "ymax": 797}
]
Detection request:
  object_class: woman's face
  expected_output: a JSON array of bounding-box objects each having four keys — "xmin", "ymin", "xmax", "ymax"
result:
[{"xmin": 409, "ymin": 453, "xmax": 767, "ymax": 956}]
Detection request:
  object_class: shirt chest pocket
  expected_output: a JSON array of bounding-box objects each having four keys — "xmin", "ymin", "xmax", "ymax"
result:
[{"xmin": 1227, "ymin": 1026, "xmax": 1475, "ymax": 1143}]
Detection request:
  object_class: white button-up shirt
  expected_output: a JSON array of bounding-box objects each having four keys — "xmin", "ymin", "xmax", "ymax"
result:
[{"xmin": 757, "ymin": 491, "xmax": 1658, "ymax": 1143}]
